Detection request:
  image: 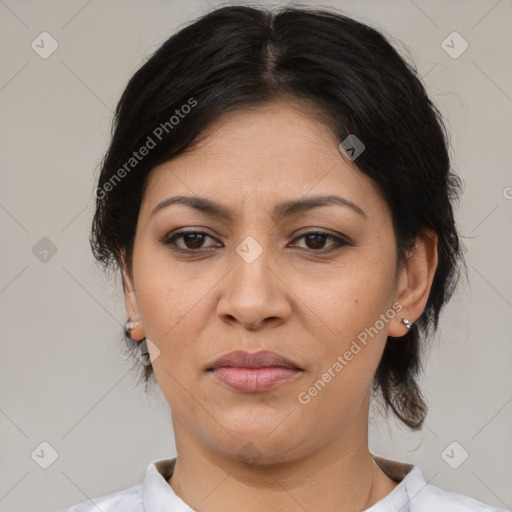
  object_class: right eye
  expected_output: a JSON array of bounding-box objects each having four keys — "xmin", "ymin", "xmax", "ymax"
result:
[{"xmin": 163, "ymin": 230, "xmax": 223, "ymax": 252}]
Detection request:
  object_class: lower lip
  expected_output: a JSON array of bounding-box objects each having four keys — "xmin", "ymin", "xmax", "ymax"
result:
[{"xmin": 210, "ymin": 367, "xmax": 301, "ymax": 392}]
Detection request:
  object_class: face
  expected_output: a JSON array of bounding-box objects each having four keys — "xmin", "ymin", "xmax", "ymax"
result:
[{"xmin": 122, "ymin": 100, "xmax": 420, "ymax": 465}]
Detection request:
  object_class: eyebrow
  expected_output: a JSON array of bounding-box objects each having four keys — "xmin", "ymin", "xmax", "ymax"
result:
[{"xmin": 150, "ymin": 194, "xmax": 366, "ymax": 222}]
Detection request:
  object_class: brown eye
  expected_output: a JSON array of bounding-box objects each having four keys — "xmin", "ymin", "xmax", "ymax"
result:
[
  {"xmin": 292, "ymin": 231, "xmax": 349, "ymax": 252},
  {"xmin": 164, "ymin": 231, "xmax": 220, "ymax": 251},
  {"xmin": 181, "ymin": 233, "xmax": 207, "ymax": 249},
  {"xmin": 163, "ymin": 230, "xmax": 349, "ymax": 254},
  {"xmin": 303, "ymin": 233, "xmax": 328, "ymax": 250}
]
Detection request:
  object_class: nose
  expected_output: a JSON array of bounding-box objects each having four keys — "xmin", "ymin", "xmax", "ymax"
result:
[{"xmin": 216, "ymin": 244, "xmax": 292, "ymax": 331}]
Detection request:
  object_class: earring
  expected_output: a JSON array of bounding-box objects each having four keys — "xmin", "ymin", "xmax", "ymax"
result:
[
  {"xmin": 402, "ymin": 318, "xmax": 412, "ymax": 330},
  {"xmin": 125, "ymin": 317, "xmax": 141, "ymax": 330},
  {"xmin": 125, "ymin": 317, "xmax": 145, "ymax": 341}
]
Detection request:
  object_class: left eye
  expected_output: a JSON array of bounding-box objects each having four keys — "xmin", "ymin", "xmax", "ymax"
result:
[
  {"xmin": 291, "ymin": 231, "xmax": 348, "ymax": 251},
  {"xmin": 163, "ymin": 230, "xmax": 348, "ymax": 252}
]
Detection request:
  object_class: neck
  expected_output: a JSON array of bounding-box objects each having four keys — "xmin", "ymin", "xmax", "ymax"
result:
[{"xmin": 168, "ymin": 418, "xmax": 398, "ymax": 512}]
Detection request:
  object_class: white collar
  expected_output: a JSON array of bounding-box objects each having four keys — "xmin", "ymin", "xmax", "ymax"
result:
[{"xmin": 142, "ymin": 455, "xmax": 425, "ymax": 512}]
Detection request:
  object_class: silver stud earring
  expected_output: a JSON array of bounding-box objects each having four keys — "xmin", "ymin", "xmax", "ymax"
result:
[
  {"xmin": 402, "ymin": 318, "xmax": 412, "ymax": 330},
  {"xmin": 125, "ymin": 317, "xmax": 141, "ymax": 330}
]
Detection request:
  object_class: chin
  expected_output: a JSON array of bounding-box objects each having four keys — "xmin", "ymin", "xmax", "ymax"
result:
[{"xmin": 206, "ymin": 419, "xmax": 310, "ymax": 463}]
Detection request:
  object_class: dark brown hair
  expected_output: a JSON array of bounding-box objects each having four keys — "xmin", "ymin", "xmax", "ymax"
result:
[{"xmin": 90, "ymin": 4, "xmax": 465, "ymax": 430}]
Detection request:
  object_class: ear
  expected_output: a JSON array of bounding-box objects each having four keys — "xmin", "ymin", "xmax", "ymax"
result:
[
  {"xmin": 120, "ymin": 251, "xmax": 145, "ymax": 340},
  {"xmin": 388, "ymin": 230, "xmax": 438, "ymax": 337}
]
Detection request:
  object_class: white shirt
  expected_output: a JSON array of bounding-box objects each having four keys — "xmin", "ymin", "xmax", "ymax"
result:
[{"xmin": 59, "ymin": 456, "xmax": 507, "ymax": 511}]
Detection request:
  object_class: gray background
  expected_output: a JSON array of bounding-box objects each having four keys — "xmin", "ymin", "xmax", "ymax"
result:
[{"xmin": 0, "ymin": 1, "xmax": 511, "ymax": 511}]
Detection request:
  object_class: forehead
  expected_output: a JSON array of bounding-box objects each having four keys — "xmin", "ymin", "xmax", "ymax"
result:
[{"xmin": 141, "ymin": 101, "xmax": 388, "ymax": 222}]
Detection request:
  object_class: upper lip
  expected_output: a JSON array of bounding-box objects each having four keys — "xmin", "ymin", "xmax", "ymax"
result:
[{"xmin": 207, "ymin": 350, "xmax": 302, "ymax": 370}]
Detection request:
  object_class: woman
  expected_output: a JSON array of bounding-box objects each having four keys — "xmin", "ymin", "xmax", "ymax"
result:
[{"xmin": 61, "ymin": 4, "xmax": 505, "ymax": 511}]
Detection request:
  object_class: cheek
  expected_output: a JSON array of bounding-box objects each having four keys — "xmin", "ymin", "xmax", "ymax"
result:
[
  {"xmin": 133, "ymin": 239, "xmax": 214, "ymax": 338},
  {"xmin": 131, "ymin": 255, "xmax": 198, "ymax": 376},
  {"xmin": 290, "ymin": 245, "xmax": 396, "ymax": 397},
  {"xmin": 296, "ymin": 248, "xmax": 396, "ymax": 342}
]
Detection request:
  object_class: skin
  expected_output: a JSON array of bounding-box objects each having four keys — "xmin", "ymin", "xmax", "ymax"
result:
[{"xmin": 121, "ymin": 100, "xmax": 438, "ymax": 512}]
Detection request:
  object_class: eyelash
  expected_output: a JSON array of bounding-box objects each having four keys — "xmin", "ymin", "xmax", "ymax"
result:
[{"xmin": 162, "ymin": 230, "xmax": 350, "ymax": 254}]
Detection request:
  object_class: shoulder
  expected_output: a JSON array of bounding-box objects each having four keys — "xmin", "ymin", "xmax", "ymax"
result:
[
  {"xmin": 412, "ymin": 481, "xmax": 507, "ymax": 511},
  {"xmin": 404, "ymin": 467, "xmax": 507, "ymax": 512},
  {"xmin": 58, "ymin": 457, "xmax": 179, "ymax": 512},
  {"xmin": 373, "ymin": 458, "xmax": 506, "ymax": 512},
  {"xmin": 58, "ymin": 483, "xmax": 142, "ymax": 512}
]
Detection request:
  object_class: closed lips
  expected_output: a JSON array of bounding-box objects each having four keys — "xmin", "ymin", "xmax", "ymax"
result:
[
  {"xmin": 207, "ymin": 350, "xmax": 302, "ymax": 371},
  {"xmin": 207, "ymin": 350, "xmax": 303, "ymax": 393}
]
